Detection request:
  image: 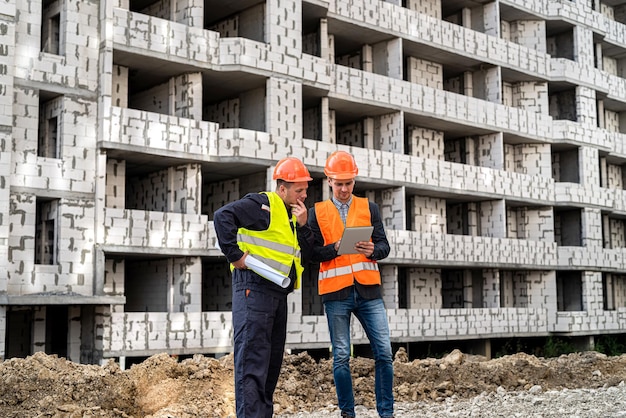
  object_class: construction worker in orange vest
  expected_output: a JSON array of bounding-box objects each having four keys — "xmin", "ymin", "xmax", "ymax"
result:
[
  {"xmin": 307, "ymin": 150, "xmax": 394, "ymax": 418},
  {"xmin": 214, "ymin": 157, "xmax": 314, "ymax": 417}
]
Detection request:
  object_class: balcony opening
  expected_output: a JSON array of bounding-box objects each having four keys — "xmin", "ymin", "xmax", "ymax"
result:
[
  {"xmin": 548, "ymin": 87, "xmax": 578, "ymax": 122},
  {"xmin": 442, "ymin": 269, "xmax": 465, "ymax": 308},
  {"xmin": 124, "ymin": 258, "xmax": 169, "ymax": 312},
  {"xmin": 554, "ymin": 208, "xmax": 582, "ymax": 246},
  {"xmin": 205, "ymin": 2, "xmax": 266, "ymax": 43},
  {"xmin": 546, "ymin": 25, "xmax": 575, "ymax": 61},
  {"xmin": 35, "ymin": 198, "xmax": 58, "ymax": 265},
  {"xmin": 556, "ymin": 271, "xmax": 583, "ymax": 311},
  {"xmin": 551, "ymin": 145, "xmax": 580, "ymax": 183}
]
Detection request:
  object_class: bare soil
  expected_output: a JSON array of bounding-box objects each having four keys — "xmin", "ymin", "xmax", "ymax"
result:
[{"xmin": 1, "ymin": 348, "xmax": 625, "ymax": 417}]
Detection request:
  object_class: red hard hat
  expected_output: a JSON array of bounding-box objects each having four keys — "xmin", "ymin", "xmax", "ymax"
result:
[
  {"xmin": 273, "ymin": 157, "xmax": 313, "ymax": 182},
  {"xmin": 324, "ymin": 151, "xmax": 358, "ymax": 180}
]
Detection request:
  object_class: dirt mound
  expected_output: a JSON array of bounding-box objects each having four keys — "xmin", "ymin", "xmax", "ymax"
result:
[{"xmin": 1, "ymin": 349, "xmax": 625, "ymax": 417}]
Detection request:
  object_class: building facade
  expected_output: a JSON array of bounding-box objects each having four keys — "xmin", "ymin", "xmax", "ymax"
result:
[{"xmin": 2, "ymin": 0, "xmax": 626, "ymax": 364}]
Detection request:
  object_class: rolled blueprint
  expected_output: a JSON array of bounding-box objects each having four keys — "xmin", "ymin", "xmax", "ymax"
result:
[{"xmin": 244, "ymin": 255, "xmax": 291, "ymax": 288}]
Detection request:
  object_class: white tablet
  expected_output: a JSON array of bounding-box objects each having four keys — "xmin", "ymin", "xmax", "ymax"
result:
[{"xmin": 336, "ymin": 226, "xmax": 374, "ymax": 255}]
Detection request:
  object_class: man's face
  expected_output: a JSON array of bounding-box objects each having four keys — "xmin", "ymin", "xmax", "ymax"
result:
[
  {"xmin": 280, "ymin": 181, "xmax": 309, "ymax": 207},
  {"xmin": 328, "ymin": 178, "xmax": 354, "ymax": 203}
]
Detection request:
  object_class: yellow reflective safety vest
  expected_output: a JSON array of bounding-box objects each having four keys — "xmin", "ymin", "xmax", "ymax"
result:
[
  {"xmin": 235, "ymin": 192, "xmax": 303, "ymax": 289},
  {"xmin": 314, "ymin": 196, "xmax": 381, "ymax": 295}
]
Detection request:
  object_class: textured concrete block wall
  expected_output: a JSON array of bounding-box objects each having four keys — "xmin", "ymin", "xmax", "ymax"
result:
[
  {"xmin": 406, "ymin": 126, "xmax": 444, "ymax": 160},
  {"xmin": 509, "ymin": 20, "xmax": 547, "ymax": 53},
  {"xmin": 106, "ymin": 159, "xmax": 125, "ymax": 209},
  {"xmin": 12, "ymin": 0, "xmax": 626, "ymax": 357},
  {"xmin": 267, "ymin": 78, "xmax": 301, "ymax": 142},
  {"xmin": 376, "ymin": 112, "xmax": 403, "ymax": 153},
  {"xmin": 410, "ymin": 196, "xmax": 446, "ymax": 234},
  {"xmin": 172, "ymin": 73, "xmax": 203, "ymax": 120},
  {"xmin": 408, "ymin": 267, "xmax": 441, "ymax": 309},
  {"xmin": 104, "ymin": 258, "xmax": 125, "ymax": 301},
  {"xmin": 172, "ymin": 257, "xmax": 202, "ymax": 313},
  {"xmin": 405, "ymin": 0, "xmax": 440, "ymax": 19},
  {"xmin": 379, "ymin": 187, "xmax": 405, "ymax": 230},
  {"xmin": 406, "ymin": 56, "xmax": 443, "ymax": 89}
]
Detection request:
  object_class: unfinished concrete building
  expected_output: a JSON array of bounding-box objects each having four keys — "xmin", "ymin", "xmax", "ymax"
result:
[{"xmin": 3, "ymin": 0, "xmax": 626, "ymax": 364}]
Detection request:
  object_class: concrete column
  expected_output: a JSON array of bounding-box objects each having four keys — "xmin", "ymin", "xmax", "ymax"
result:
[
  {"xmin": 171, "ymin": 257, "xmax": 202, "ymax": 312},
  {"xmin": 105, "ymin": 159, "xmax": 126, "ymax": 209},
  {"xmin": 473, "ymin": 65, "xmax": 501, "ymax": 104},
  {"xmin": 477, "ymin": 132, "xmax": 503, "ymax": 170},
  {"xmin": 510, "ymin": 20, "xmax": 546, "ymax": 54},
  {"xmin": 574, "ymin": 26, "xmax": 594, "ymax": 67},
  {"xmin": 266, "ymin": 78, "xmax": 301, "ymax": 143},
  {"xmin": 170, "ymin": 72, "xmax": 202, "ymax": 120},
  {"xmin": 321, "ymin": 97, "xmax": 332, "ymax": 143},
  {"xmin": 266, "ymin": 0, "xmax": 301, "ymax": 52},
  {"xmin": 582, "ymin": 207, "xmax": 603, "ymax": 247},
  {"xmin": 480, "ymin": 2, "xmax": 500, "ymax": 37},
  {"xmin": 576, "ymin": 86, "xmax": 597, "ymax": 127},
  {"xmin": 172, "ymin": 0, "xmax": 204, "ymax": 28},
  {"xmin": 483, "ymin": 269, "xmax": 500, "ymax": 308},
  {"xmin": 168, "ymin": 164, "xmax": 201, "ymax": 214},
  {"xmin": 597, "ymin": 99, "xmax": 605, "ymax": 129},
  {"xmin": 373, "ymin": 38, "xmax": 402, "ymax": 80},
  {"xmin": 380, "ymin": 187, "xmax": 406, "ymax": 230},
  {"xmin": 363, "ymin": 117, "xmax": 375, "ymax": 149},
  {"xmin": 381, "ymin": 265, "xmax": 399, "ymax": 308},
  {"xmin": 594, "ymin": 42, "xmax": 603, "ymax": 70},
  {"xmin": 480, "ymin": 200, "xmax": 506, "ymax": 238},
  {"xmin": 377, "ymin": 111, "xmax": 404, "ymax": 154},
  {"xmin": 580, "ymin": 146, "xmax": 600, "ymax": 188},
  {"xmin": 582, "ymin": 271, "xmax": 603, "ymax": 314},
  {"xmin": 320, "ymin": 18, "xmax": 330, "ymax": 61},
  {"xmin": 362, "ymin": 44, "xmax": 373, "ymax": 73}
]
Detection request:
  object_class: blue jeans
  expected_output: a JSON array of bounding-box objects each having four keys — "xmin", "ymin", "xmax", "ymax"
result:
[{"xmin": 324, "ymin": 288, "xmax": 394, "ymax": 418}]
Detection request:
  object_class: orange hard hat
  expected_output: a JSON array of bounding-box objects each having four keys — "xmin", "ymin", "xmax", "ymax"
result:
[
  {"xmin": 273, "ymin": 157, "xmax": 313, "ymax": 182},
  {"xmin": 324, "ymin": 150, "xmax": 358, "ymax": 180}
]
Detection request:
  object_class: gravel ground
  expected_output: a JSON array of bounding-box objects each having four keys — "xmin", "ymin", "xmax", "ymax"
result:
[{"xmin": 278, "ymin": 381, "xmax": 626, "ymax": 417}]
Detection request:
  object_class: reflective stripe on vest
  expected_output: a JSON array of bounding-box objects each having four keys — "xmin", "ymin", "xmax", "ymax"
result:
[
  {"xmin": 237, "ymin": 233, "xmax": 302, "ymax": 274},
  {"xmin": 318, "ymin": 260, "xmax": 379, "ymax": 281}
]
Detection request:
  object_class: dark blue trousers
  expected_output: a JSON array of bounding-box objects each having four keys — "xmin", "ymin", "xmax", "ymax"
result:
[{"xmin": 232, "ymin": 287, "xmax": 288, "ymax": 417}]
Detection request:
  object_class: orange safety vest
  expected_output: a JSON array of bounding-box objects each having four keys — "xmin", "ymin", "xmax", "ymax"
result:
[{"xmin": 314, "ymin": 196, "xmax": 381, "ymax": 295}]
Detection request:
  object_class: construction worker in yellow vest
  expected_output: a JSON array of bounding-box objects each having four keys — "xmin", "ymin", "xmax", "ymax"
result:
[
  {"xmin": 308, "ymin": 150, "xmax": 394, "ymax": 418},
  {"xmin": 214, "ymin": 157, "xmax": 314, "ymax": 417}
]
